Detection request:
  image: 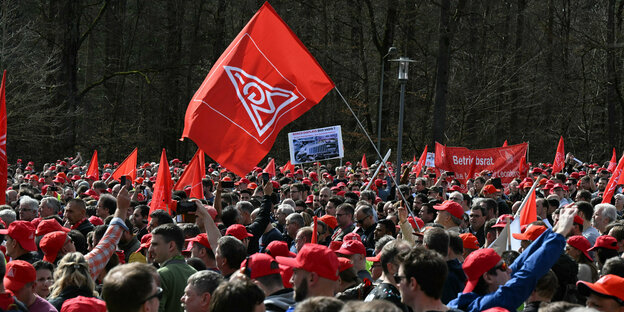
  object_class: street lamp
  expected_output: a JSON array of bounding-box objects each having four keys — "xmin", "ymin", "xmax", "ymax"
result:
[
  {"xmin": 377, "ymin": 47, "xmax": 397, "ymax": 155},
  {"xmin": 390, "ymin": 56, "xmax": 415, "ymax": 170}
]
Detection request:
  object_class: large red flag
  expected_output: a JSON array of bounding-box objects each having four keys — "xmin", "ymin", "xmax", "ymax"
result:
[
  {"xmin": 181, "ymin": 3, "xmax": 334, "ymax": 177},
  {"xmin": 361, "ymin": 154, "xmax": 368, "ymax": 169},
  {"xmin": 412, "ymin": 146, "xmax": 428, "ymax": 177},
  {"xmin": 519, "ymin": 185, "xmax": 537, "ymax": 226},
  {"xmin": 111, "ymin": 148, "xmax": 138, "ymax": 181},
  {"xmin": 0, "ymin": 71, "xmax": 7, "ymax": 205},
  {"xmin": 264, "ymin": 158, "xmax": 276, "ymax": 177},
  {"xmin": 603, "ymin": 154, "xmax": 624, "ymax": 203},
  {"xmin": 86, "ymin": 150, "xmax": 99, "ymax": 180},
  {"xmin": 607, "ymin": 148, "xmax": 617, "ymax": 173},
  {"xmin": 552, "ymin": 137, "xmax": 565, "ymax": 174},
  {"xmin": 150, "ymin": 149, "xmax": 174, "ymax": 215},
  {"xmin": 173, "ymin": 148, "xmax": 204, "ymax": 197}
]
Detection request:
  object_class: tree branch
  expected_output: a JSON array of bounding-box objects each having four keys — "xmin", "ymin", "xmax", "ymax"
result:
[
  {"xmin": 79, "ymin": 0, "xmax": 109, "ymax": 47},
  {"xmin": 78, "ymin": 70, "xmax": 151, "ymax": 98}
]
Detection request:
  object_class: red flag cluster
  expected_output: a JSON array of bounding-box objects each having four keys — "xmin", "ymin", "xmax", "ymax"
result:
[{"xmin": 173, "ymin": 149, "xmax": 205, "ymax": 199}]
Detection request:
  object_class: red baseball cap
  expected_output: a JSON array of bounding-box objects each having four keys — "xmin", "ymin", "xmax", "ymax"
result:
[
  {"xmin": 266, "ymin": 241, "xmax": 296, "ymax": 258},
  {"xmin": 276, "ymin": 244, "xmax": 339, "ymax": 281},
  {"xmin": 225, "ymin": 224, "xmax": 253, "ymax": 241},
  {"xmin": 482, "ymin": 185, "xmax": 498, "ymax": 195},
  {"xmin": 492, "ymin": 215, "xmax": 514, "ymax": 228},
  {"xmin": 240, "ymin": 253, "xmax": 281, "ymax": 279},
  {"xmin": 567, "ymin": 235, "xmax": 593, "ymax": 262},
  {"xmin": 4, "ymin": 260, "xmax": 36, "ymax": 293},
  {"xmin": 407, "ymin": 216, "xmax": 425, "ymax": 230},
  {"xmin": 434, "ymin": 200, "xmax": 464, "ymax": 219},
  {"xmin": 343, "ymin": 233, "xmax": 361, "ymax": 242},
  {"xmin": 0, "ymin": 221, "xmax": 37, "ymax": 251},
  {"xmin": 184, "ymin": 233, "xmax": 211, "ymax": 252},
  {"xmin": 318, "ymin": 215, "xmax": 337, "ymax": 230},
  {"xmin": 137, "ymin": 234, "xmax": 152, "ymax": 252},
  {"xmin": 36, "ymin": 219, "xmax": 70, "ymax": 236},
  {"xmin": 512, "ymin": 225, "xmax": 547, "ymax": 241},
  {"xmin": 329, "ymin": 241, "xmax": 342, "ymax": 251},
  {"xmin": 337, "ymin": 257, "xmax": 354, "ymax": 272},
  {"xmin": 40, "ymin": 231, "xmax": 68, "ymax": 263},
  {"xmin": 574, "ymin": 215, "xmax": 584, "ymax": 225},
  {"xmin": 460, "ymin": 233, "xmax": 480, "ymax": 249},
  {"xmin": 577, "ymin": 274, "xmax": 624, "ymax": 302},
  {"xmin": 462, "ymin": 248, "xmax": 501, "ymax": 293},
  {"xmin": 60, "ymin": 296, "xmax": 107, "ymax": 312},
  {"xmin": 88, "ymin": 216, "xmax": 104, "ymax": 226},
  {"xmin": 305, "ymin": 195, "xmax": 314, "ymax": 204},
  {"xmin": 588, "ymin": 235, "xmax": 618, "ymax": 252},
  {"xmin": 335, "ymin": 240, "xmax": 366, "ymax": 256}
]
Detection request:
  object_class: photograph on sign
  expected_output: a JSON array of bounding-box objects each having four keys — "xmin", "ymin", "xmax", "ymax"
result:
[{"xmin": 288, "ymin": 126, "xmax": 344, "ymax": 164}]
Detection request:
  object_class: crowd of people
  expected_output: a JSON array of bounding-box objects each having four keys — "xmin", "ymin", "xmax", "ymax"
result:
[{"xmin": 0, "ymin": 152, "xmax": 623, "ymax": 312}]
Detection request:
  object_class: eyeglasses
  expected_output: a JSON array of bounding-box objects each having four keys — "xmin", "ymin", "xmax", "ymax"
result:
[
  {"xmin": 142, "ymin": 287, "xmax": 163, "ymax": 303},
  {"xmin": 393, "ymin": 274, "xmax": 406, "ymax": 284},
  {"xmin": 356, "ymin": 216, "xmax": 369, "ymax": 225}
]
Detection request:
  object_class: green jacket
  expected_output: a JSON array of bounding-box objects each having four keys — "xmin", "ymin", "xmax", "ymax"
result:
[{"xmin": 158, "ymin": 255, "xmax": 197, "ymax": 312}]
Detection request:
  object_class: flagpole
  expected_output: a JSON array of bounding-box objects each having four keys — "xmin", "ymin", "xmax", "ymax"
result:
[
  {"xmin": 334, "ymin": 87, "xmax": 418, "ymax": 227},
  {"xmin": 364, "ymin": 149, "xmax": 392, "ymax": 191}
]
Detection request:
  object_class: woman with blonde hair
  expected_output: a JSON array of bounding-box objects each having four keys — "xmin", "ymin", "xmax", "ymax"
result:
[{"xmin": 48, "ymin": 252, "xmax": 98, "ymax": 311}]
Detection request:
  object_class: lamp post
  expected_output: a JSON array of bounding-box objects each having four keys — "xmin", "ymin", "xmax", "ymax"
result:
[
  {"xmin": 390, "ymin": 56, "xmax": 415, "ymax": 170},
  {"xmin": 377, "ymin": 47, "xmax": 397, "ymax": 155}
]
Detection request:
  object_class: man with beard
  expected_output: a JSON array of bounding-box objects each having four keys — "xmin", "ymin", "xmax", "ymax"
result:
[{"xmin": 275, "ymin": 244, "xmax": 339, "ymax": 311}]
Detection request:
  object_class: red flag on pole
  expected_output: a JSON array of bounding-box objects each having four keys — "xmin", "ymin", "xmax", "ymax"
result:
[
  {"xmin": 607, "ymin": 148, "xmax": 617, "ymax": 173},
  {"xmin": 361, "ymin": 154, "xmax": 368, "ymax": 169},
  {"xmin": 174, "ymin": 148, "xmax": 204, "ymax": 198},
  {"xmin": 150, "ymin": 149, "xmax": 174, "ymax": 215},
  {"xmin": 0, "ymin": 71, "xmax": 7, "ymax": 205},
  {"xmin": 519, "ymin": 185, "xmax": 537, "ymax": 226},
  {"xmin": 502, "ymin": 140, "xmax": 508, "ymax": 147},
  {"xmin": 603, "ymin": 154, "xmax": 624, "ymax": 203},
  {"xmin": 311, "ymin": 216, "xmax": 318, "ymax": 244},
  {"xmin": 281, "ymin": 160, "xmax": 294, "ymax": 174},
  {"xmin": 111, "ymin": 148, "xmax": 138, "ymax": 181},
  {"xmin": 412, "ymin": 146, "xmax": 428, "ymax": 177},
  {"xmin": 86, "ymin": 150, "xmax": 99, "ymax": 180},
  {"xmin": 181, "ymin": 3, "xmax": 335, "ymax": 178},
  {"xmin": 552, "ymin": 137, "xmax": 565, "ymax": 174},
  {"xmin": 518, "ymin": 155, "xmax": 528, "ymax": 179},
  {"xmin": 264, "ymin": 158, "xmax": 276, "ymax": 177}
]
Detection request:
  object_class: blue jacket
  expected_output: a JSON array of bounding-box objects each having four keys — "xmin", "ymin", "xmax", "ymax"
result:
[{"xmin": 448, "ymin": 229, "xmax": 565, "ymax": 312}]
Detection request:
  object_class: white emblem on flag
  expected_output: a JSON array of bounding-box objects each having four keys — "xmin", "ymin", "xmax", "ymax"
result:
[{"xmin": 224, "ymin": 66, "xmax": 299, "ymax": 137}]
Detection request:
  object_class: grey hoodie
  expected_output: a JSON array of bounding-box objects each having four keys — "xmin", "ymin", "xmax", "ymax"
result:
[{"xmin": 264, "ymin": 288, "xmax": 295, "ymax": 312}]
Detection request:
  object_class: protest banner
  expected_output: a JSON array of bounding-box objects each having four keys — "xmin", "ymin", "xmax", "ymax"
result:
[
  {"xmin": 288, "ymin": 126, "xmax": 344, "ymax": 164},
  {"xmin": 434, "ymin": 142, "xmax": 528, "ymax": 185}
]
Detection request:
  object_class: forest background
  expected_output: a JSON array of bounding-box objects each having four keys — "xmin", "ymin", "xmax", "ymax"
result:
[{"xmin": 1, "ymin": 0, "xmax": 622, "ymax": 167}]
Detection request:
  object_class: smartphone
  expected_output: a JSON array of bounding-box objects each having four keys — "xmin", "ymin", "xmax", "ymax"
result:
[
  {"xmin": 428, "ymin": 173, "xmax": 436, "ymax": 178},
  {"xmin": 221, "ymin": 181, "xmax": 235, "ymax": 188},
  {"xmin": 120, "ymin": 176, "xmax": 127, "ymax": 187},
  {"xmin": 261, "ymin": 172, "xmax": 270, "ymax": 184}
]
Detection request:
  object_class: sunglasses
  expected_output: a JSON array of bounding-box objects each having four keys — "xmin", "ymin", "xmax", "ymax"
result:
[
  {"xmin": 494, "ymin": 262, "xmax": 508, "ymax": 272},
  {"xmin": 142, "ymin": 287, "xmax": 163, "ymax": 303},
  {"xmin": 356, "ymin": 216, "xmax": 369, "ymax": 225},
  {"xmin": 393, "ymin": 274, "xmax": 406, "ymax": 284}
]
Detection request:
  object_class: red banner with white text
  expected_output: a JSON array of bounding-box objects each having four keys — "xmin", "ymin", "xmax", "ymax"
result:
[{"xmin": 434, "ymin": 142, "xmax": 528, "ymax": 186}]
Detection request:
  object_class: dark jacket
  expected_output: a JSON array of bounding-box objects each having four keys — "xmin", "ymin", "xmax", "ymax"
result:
[
  {"xmin": 441, "ymin": 258, "xmax": 467, "ymax": 304},
  {"xmin": 48, "ymin": 286, "xmax": 95, "ymax": 311},
  {"xmin": 246, "ymin": 195, "xmax": 273, "ymax": 254}
]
